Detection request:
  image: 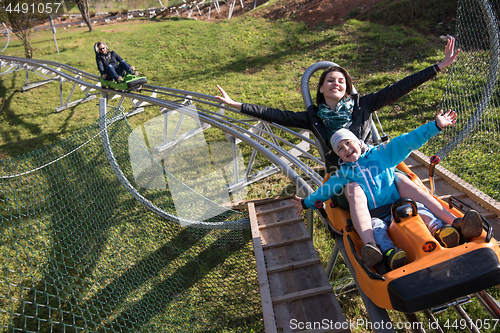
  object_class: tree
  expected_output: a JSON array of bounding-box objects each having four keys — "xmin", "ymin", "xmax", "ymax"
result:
[
  {"xmin": 0, "ymin": 0, "xmax": 47, "ymax": 58},
  {"xmin": 75, "ymin": 0, "xmax": 93, "ymax": 32}
]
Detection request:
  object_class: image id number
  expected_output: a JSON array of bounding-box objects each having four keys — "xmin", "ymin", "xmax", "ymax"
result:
[
  {"xmin": 5, "ymin": 2, "xmax": 62, "ymax": 14},
  {"xmin": 443, "ymin": 318, "xmax": 498, "ymax": 330}
]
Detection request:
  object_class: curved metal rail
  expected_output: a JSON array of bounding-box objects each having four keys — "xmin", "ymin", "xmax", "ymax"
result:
[
  {"xmin": 3, "ymin": 52, "xmax": 500, "ymax": 332},
  {"xmin": 0, "ymin": 54, "xmax": 323, "ymax": 230},
  {"xmin": 0, "ymin": 23, "xmax": 9, "ymax": 53}
]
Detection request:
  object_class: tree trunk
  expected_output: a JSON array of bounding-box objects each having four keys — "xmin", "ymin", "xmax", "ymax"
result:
[
  {"xmin": 76, "ymin": 0, "xmax": 93, "ymax": 32},
  {"xmin": 15, "ymin": 30, "xmax": 33, "ymax": 58},
  {"xmin": 1, "ymin": 0, "xmax": 45, "ymax": 58}
]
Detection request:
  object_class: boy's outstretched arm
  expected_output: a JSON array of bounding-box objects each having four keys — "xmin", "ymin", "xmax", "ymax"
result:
[{"xmin": 215, "ymin": 85, "xmax": 243, "ymax": 111}]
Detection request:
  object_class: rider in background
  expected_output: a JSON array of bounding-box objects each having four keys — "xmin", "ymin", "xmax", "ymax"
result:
[{"xmin": 95, "ymin": 42, "xmax": 138, "ymax": 83}]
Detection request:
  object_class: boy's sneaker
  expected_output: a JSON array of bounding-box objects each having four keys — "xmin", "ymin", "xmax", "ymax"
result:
[
  {"xmin": 384, "ymin": 248, "xmax": 407, "ymax": 270},
  {"xmin": 453, "ymin": 210, "xmax": 483, "ymax": 239},
  {"xmin": 116, "ymin": 76, "xmax": 123, "ymax": 83},
  {"xmin": 361, "ymin": 242, "xmax": 383, "ymax": 268},
  {"xmin": 434, "ymin": 225, "xmax": 460, "ymax": 248}
]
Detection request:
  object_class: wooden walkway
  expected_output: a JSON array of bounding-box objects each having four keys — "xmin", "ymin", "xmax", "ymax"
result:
[
  {"xmin": 244, "ymin": 151, "xmax": 500, "ymax": 332},
  {"xmin": 249, "ymin": 198, "xmax": 350, "ymax": 333}
]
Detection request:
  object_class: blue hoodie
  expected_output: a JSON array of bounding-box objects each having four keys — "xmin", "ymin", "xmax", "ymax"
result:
[{"xmin": 304, "ymin": 121, "xmax": 441, "ymax": 210}]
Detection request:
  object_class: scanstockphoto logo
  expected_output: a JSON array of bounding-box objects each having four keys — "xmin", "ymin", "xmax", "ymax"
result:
[
  {"xmin": 289, "ymin": 318, "xmax": 475, "ymax": 331},
  {"xmin": 128, "ymin": 104, "xmax": 248, "ymax": 225},
  {"xmin": 289, "ymin": 318, "xmax": 500, "ymax": 331}
]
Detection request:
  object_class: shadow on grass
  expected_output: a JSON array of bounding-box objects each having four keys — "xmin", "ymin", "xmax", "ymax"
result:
[
  {"xmin": 0, "ymin": 71, "xmax": 99, "ymax": 158},
  {"xmin": 5, "ymin": 116, "xmax": 261, "ymax": 332},
  {"xmin": 0, "ymin": 72, "xmax": 48, "ymax": 157}
]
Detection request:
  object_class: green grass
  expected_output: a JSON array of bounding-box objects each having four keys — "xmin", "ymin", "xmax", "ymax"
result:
[
  {"xmin": 1, "ymin": 13, "xmax": 498, "ymax": 332},
  {"xmin": 63, "ymin": 0, "xmax": 166, "ymax": 15},
  {"xmin": 0, "ymin": 17, "xmax": 449, "ymax": 158},
  {"xmin": 353, "ymin": 0, "xmax": 458, "ymax": 36}
]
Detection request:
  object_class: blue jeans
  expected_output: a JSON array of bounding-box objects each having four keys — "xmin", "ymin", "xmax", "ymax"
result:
[
  {"xmin": 372, "ymin": 202, "xmax": 445, "ymax": 253},
  {"xmin": 106, "ymin": 61, "xmax": 132, "ymax": 80}
]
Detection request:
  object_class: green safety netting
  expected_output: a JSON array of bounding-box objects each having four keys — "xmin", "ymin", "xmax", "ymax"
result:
[
  {"xmin": 423, "ymin": 0, "xmax": 500, "ymax": 201},
  {"xmin": 0, "ymin": 106, "xmax": 262, "ymax": 332}
]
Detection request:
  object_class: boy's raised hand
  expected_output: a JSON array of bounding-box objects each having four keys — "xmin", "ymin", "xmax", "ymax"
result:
[
  {"xmin": 436, "ymin": 109, "xmax": 457, "ymax": 128},
  {"xmin": 291, "ymin": 195, "xmax": 304, "ymax": 216}
]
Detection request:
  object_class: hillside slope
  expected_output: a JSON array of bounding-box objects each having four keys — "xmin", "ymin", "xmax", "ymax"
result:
[
  {"xmin": 168, "ymin": 0, "xmax": 384, "ymax": 26},
  {"xmin": 170, "ymin": 0, "xmax": 456, "ymax": 35}
]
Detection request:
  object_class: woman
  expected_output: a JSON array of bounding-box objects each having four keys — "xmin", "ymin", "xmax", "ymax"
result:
[
  {"xmin": 216, "ymin": 37, "xmax": 459, "ymax": 173},
  {"xmin": 95, "ymin": 41, "xmax": 138, "ymax": 83},
  {"xmin": 216, "ymin": 38, "xmax": 460, "ymax": 260}
]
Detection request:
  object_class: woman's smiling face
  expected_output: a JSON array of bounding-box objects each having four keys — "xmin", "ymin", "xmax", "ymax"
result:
[{"xmin": 319, "ymin": 71, "xmax": 347, "ymax": 104}]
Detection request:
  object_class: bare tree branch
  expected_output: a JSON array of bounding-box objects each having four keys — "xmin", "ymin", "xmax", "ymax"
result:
[
  {"xmin": 75, "ymin": 0, "xmax": 93, "ymax": 32},
  {"xmin": 0, "ymin": 0, "xmax": 48, "ymax": 58}
]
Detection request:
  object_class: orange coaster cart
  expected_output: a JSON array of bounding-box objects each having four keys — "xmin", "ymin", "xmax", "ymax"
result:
[{"xmin": 323, "ymin": 162, "xmax": 500, "ymax": 313}]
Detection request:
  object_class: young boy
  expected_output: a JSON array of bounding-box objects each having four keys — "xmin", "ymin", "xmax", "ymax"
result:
[{"xmin": 293, "ymin": 110, "xmax": 483, "ymax": 270}]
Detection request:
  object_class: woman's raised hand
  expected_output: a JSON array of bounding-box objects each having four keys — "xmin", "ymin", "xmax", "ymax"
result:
[
  {"xmin": 215, "ymin": 85, "xmax": 242, "ymax": 111},
  {"xmin": 438, "ymin": 37, "xmax": 460, "ymax": 70}
]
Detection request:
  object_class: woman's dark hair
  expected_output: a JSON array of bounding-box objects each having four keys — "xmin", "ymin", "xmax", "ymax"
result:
[{"xmin": 316, "ymin": 66, "xmax": 353, "ymax": 106}]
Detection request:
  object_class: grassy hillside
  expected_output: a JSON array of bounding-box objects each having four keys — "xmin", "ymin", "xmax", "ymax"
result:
[
  {"xmin": 3, "ymin": 13, "xmax": 497, "ymax": 333},
  {"xmin": 0, "ymin": 16, "xmax": 449, "ymax": 158},
  {"xmin": 351, "ymin": 0, "xmax": 458, "ymax": 36}
]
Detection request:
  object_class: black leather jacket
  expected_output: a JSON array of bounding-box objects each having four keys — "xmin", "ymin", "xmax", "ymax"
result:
[
  {"xmin": 241, "ymin": 65, "xmax": 439, "ymax": 172},
  {"xmin": 94, "ymin": 42, "xmax": 124, "ymax": 76}
]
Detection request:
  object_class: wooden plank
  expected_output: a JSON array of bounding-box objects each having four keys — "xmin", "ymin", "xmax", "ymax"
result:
[
  {"xmin": 262, "ymin": 235, "xmax": 311, "ymax": 250},
  {"xmin": 248, "ymin": 203, "xmax": 278, "ymax": 333},
  {"xmin": 256, "ymin": 202, "xmax": 296, "ymax": 215},
  {"xmin": 437, "ymin": 192, "xmax": 467, "ymax": 200},
  {"xmin": 263, "ymin": 246, "xmax": 289, "ymax": 268},
  {"xmin": 253, "ymin": 199, "xmax": 350, "ymax": 332},
  {"xmin": 267, "ymin": 254, "xmax": 326, "ymax": 298},
  {"xmin": 259, "ymin": 212, "xmax": 283, "ymax": 246},
  {"xmin": 274, "ymin": 299, "xmax": 349, "ymax": 333},
  {"xmin": 301, "ymin": 293, "xmax": 351, "ymax": 332},
  {"xmin": 291, "ymin": 263, "xmax": 331, "ymax": 291},
  {"xmin": 277, "ymin": 220, "xmax": 309, "ymax": 241},
  {"xmin": 271, "ymin": 285, "xmax": 335, "ymax": 304},
  {"xmin": 260, "ymin": 220, "xmax": 309, "ymax": 246},
  {"xmin": 273, "ymin": 300, "xmax": 307, "ymax": 333},
  {"xmin": 263, "ymin": 241, "xmax": 318, "ymax": 268},
  {"xmin": 266, "ymin": 257, "xmax": 321, "ymax": 274},
  {"xmin": 223, "ymin": 195, "xmax": 292, "ymax": 210},
  {"xmin": 258, "ymin": 217, "xmax": 304, "ymax": 229}
]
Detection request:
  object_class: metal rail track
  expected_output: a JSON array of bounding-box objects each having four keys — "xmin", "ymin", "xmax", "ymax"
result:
[
  {"xmin": 0, "ymin": 54, "xmax": 323, "ymax": 229},
  {"xmin": 2, "ymin": 54, "xmax": 500, "ymax": 332}
]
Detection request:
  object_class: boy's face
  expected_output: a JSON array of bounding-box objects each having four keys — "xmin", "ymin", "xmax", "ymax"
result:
[{"xmin": 337, "ymin": 139, "xmax": 361, "ymax": 163}]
